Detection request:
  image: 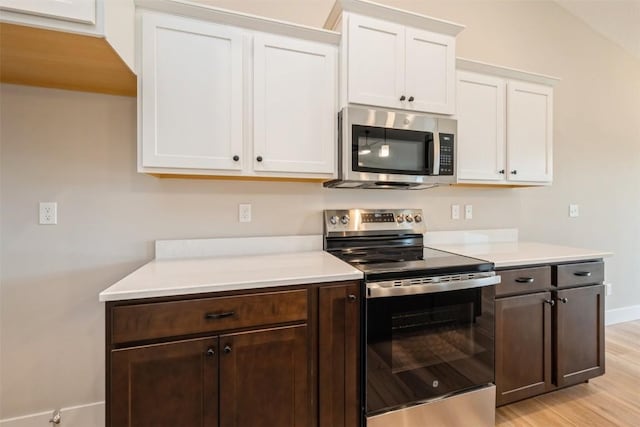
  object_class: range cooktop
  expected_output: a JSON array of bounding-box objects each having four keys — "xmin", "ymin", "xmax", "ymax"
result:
[{"xmin": 323, "ymin": 208, "xmax": 495, "ymax": 283}]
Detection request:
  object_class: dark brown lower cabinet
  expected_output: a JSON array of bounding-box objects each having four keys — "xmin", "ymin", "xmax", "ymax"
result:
[
  {"xmin": 219, "ymin": 326, "xmax": 309, "ymax": 427},
  {"xmin": 318, "ymin": 283, "xmax": 360, "ymax": 427},
  {"xmin": 107, "ymin": 281, "xmax": 361, "ymax": 427},
  {"xmin": 110, "ymin": 337, "xmax": 219, "ymax": 427},
  {"xmin": 555, "ymin": 284, "xmax": 605, "ymax": 387},
  {"xmin": 495, "ymin": 262, "xmax": 605, "ymax": 407},
  {"xmin": 495, "ymin": 292, "xmax": 553, "ymax": 406}
]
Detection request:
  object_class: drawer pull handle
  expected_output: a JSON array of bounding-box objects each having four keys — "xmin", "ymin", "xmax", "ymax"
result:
[
  {"xmin": 205, "ymin": 311, "xmax": 235, "ymax": 320},
  {"xmin": 348, "ymin": 294, "xmax": 357, "ymax": 302},
  {"xmin": 206, "ymin": 348, "xmax": 215, "ymax": 357},
  {"xmin": 224, "ymin": 345, "xmax": 232, "ymax": 354},
  {"xmin": 574, "ymin": 271, "xmax": 592, "ymax": 277},
  {"xmin": 559, "ymin": 297, "xmax": 569, "ymax": 304},
  {"xmin": 544, "ymin": 299, "xmax": 555, "ymax": 306},
  {"xmin": 515, "ymin": 277, "xmax": 534, "ymax": 283}
]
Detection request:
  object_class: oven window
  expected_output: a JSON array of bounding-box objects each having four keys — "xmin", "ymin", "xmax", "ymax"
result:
[
  {"xmin": 366, "ymin": 287, "xmax": 495, "ymax": 415},
  {"xmin": 352, "ymin": 125, "xmax": 432, "ymax": 175}
]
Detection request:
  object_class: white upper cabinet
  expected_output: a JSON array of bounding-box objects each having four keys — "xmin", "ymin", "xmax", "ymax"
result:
[
  {"xmin": 456, "ymin": 59, "xmax": 558, "ymax": 186},
  {"xmin": 507, "ymin": 81, "xmax": 554, "ymax": 183},
  {"xmin": 326, "ymin": 0, "xmax": 464, "ymax": 115},
  {"xmin": 347, "ymin": 15, "xmax": 405, "ymax": 108},
  {"xmin": 141, "ymin": 13, "xmax": 244, "ymax": 171},
  {"xmin": 405, "ymin": 27, "xmax": 456, "ymax": 114},
  {"xmin": 456, "ymin": 71, "xmax": 506, "ymax": 182},
  {"xmin": 0, "ymin": 0, "xmax": 95, "ymax": 24},
  {"xmin": 0, "ymin": 0, "xmax": 134, "ymax": 72},
  {"xmin": 253, "ymin": 34, "xmax": 336, "ymax": 175},
  {"xmin": 137, "ymin": 5, "xmax": 339, "ymax": 179}
]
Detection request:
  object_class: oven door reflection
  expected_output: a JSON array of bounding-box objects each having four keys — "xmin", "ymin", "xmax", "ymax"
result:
[{"xmin": 366, "ymin": 286, "xmax": 495, "ymax": 415}]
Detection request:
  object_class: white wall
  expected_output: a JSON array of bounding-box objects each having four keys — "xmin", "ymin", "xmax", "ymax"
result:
[{"xmin": 1, "ymin": 0, "xmax": 639, "ymax": 421}]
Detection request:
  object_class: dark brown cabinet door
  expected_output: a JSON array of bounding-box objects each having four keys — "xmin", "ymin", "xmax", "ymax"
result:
[
  {"xmin": 555, "ymin": 284, "xmax": 605, "ymax": 387},
  {"xmin": 110, "ymin": 337, "xmax": 218, "ymax": 427},
  {"xmin": 495, "ymin": 292, "xmax": 553, "ymax": 406},
  {"xmin": 219, "ymin": 325, "xmax": 309, "ymax": 427},
  {"xmin": 318, "ymin": 283, "xmax": 360, "ymax": 427}
]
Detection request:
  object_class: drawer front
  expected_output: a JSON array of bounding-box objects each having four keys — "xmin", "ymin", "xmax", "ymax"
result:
[
  {"xmin": 496, "ymin": 266, "xmax": 551, "ymax": 297},
  {"xmin": 112, "ymin": 289, "xmax": 308, "ymax": 344},
  {"xmin": 554, "ymin": 261, "xmax": 604, "ymax": 288}
]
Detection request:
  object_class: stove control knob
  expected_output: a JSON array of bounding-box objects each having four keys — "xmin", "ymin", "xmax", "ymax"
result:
[
  {"xmin": 340, "ymin": 215, "xmax": 350, "ymax": 225},
  {"xmin": 414, "ymin": 214, "xmax": 423, "ymax": 223},
  {"xmin": 405, "ymin": 215, "xmax": 414, "ymax": 223},
  {"xmin": 329, "ymin": 215, "xmax": 339, "ymax": 225},
  {"xmin": 396, "ymin": 214, "xmax": 405, "ymax": 223}
]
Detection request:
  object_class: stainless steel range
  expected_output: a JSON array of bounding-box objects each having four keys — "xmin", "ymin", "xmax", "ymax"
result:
[{"xmin": 324, "ymin": 208, "xmax": 500, "ymax": 427}]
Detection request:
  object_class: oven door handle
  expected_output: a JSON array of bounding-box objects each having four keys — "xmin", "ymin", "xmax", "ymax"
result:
[{"xmin": 366, "ymin": 273, "xmax": 501, "ymax": 298}]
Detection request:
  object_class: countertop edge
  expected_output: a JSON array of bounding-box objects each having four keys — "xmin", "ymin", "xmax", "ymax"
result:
[
  {"xmin": 99, "ymin": 270, "xmax": 363, "ymax": 302},
  {"xmin": 494, "ymin": 252, "xmax": 612, "ymax": 269}
]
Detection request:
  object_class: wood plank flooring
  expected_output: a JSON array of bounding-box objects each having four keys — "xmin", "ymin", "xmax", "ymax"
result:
[{"xmin": 496, "ymin": 320, "xmax": 640, "ymax": 426}]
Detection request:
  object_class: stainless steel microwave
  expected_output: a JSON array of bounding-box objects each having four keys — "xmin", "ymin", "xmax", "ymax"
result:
[{"xmin": 324, "ymin": 107, "xmax": 457, "ymax": 189}]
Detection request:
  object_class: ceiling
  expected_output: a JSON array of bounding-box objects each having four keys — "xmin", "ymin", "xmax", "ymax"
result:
[{"xmin": 554, "ymin": 0, "xmax": 640, "ymax": 59}]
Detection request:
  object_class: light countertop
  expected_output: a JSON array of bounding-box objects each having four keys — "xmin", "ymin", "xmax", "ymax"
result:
[
  {"xmin": 427, "ymin": 241, "xmax": 612, "ymax": 268},
  {"xmin": 99, "ymin": 250, "xmax": 362, "ymax": 302}
]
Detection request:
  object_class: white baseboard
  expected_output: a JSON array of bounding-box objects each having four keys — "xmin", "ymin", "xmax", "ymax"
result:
[
  {"xmin": 0, "ymin": 402, "xmax": 104, "ymax": 427},
  {"xmin": 606, "ymin": 304, "xmax": 640, "ymax": 325}
]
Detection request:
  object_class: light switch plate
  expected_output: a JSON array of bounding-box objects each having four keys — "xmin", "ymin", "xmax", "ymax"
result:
[
  {"xmin": 569, "ymin": 204, "xmax": 579, "ymax": 218},
  {"xmin": 451, "ymin": 204, "xmax": 460, "ymax": 220},
  {"xmin": 464, "ymin": 204, "xmax": 473, "ymax": 220}
]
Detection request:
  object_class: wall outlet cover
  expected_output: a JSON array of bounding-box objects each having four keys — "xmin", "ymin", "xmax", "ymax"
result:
[
  {"xmin": 464, "ymin": 204, "xmax": 473, "ymax": 220},
  {"xmin": 39, "ymin": 202, "xmax": 57, "ymax": 225}
]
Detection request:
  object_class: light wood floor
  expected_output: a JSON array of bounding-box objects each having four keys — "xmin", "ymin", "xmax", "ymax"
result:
[{"xmin": 496, "ymin": 320, "xmax": 640, "ymax": 426}]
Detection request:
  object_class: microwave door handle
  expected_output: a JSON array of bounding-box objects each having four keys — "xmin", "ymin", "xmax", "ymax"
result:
[{"xmin": 432, "ymin": 132, "xmax": 440, "ymax": 175}]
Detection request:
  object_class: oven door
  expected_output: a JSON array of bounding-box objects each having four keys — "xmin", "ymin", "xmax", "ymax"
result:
[{"xmin": 365, "ymin": 286, "xmax": 495, "ymax": 417}]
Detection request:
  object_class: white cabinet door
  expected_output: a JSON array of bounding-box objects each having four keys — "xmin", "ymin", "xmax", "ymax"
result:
[
  {"xmin": 347, "ymin": 14, "xmax": 404, "ymax": 109},
  {"xmin": 405, "ymin": 28, "xmax": 455, "ymax": 114},
  {"xmin": 253, "ymin": 34, "xmax": 336, "ymax": 175},
  {"xmin": 456, "ymin": 71, "xmax": 506, "ymax": 182},
  {"xmin": 507, "ymin": 81, "xmax": 553, "ymax": 183},
  {"xmin": 141, "ymin": 14, "xmax": 244, "ymax": 170},
  {"xmin": 0, "ymin": 0, "xmax": 95, "ymax": 24}
]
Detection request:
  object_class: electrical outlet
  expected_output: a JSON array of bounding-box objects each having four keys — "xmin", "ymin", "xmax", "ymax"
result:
[
  {"xmin": 606, "ymin": 283, "xmax": 612, "ymax": 296},
  {"xmin": 451, "ymin": 204, "xmax": 460, "ymax": 220},
  {"xmin": 569, "ymin": 204, "xmax": 579, "ymax": 218},
  {"xmin": 239, "ymin": 204, "xmax": 252, "ymax": 223},
  {"xmin": 464, "ymin": 204, "xmax": 473, "ymax": 220},
  {"xmin": 39, "ymin": 202, "xmax": 57, "ymax": 225}
]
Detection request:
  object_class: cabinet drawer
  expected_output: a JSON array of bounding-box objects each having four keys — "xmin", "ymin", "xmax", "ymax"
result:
[
  {"xmin": 554, "ymin": 261, "xmax": 604, "ymax": 288},
  {"xmin": 111, "ymin": 289, "xmax": 308, "ymax": 344},
  {"xmin": 496, "ymin": 266, "xmax": 551, "ymax": 297}
]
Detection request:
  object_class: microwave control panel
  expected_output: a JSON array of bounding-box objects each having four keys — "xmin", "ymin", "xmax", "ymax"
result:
[{"xmin": 439, "ymin": 133, "xmax": 454, "ymax": 175}]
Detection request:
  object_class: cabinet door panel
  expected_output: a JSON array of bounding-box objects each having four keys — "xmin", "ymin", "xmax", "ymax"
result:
[
  {"xmin": 456, "ymin": 71, "xmax": 506, "ymax": 181},
  {"xmin": 319, "ymin": 283, "xmax": 360, "ymax": 427},
  {"xmin": 555, "ymin": 285, "xmax": 605, "ymax": 387},
  {"xmin": 506, "ymin": 80, "xmax": 553, "ymax": 183},
  {"xmin": 495, "ymin": 292, "xmax": 552, "ymax": 406},
  {"xmin": 405, "ymin": 28, "xmax": 455, "ymax": 114},
  {"xmin": 219, "ymin": 325, "xmax": 309, "ymax": 427},
  {"xmin": 110, "ymin": 337, "xmax": 218, "ymax": 427},
  {"xmin": 141, "ymin": 14, "xmax": 243, "ymax": 170},
  {"xmin": 253, "ymin": 34, "xmax": 336, "ymax": 174},
  {"xmin": 347, "ymin": 14, "xmax": 404, "ymax": 109},
  {"xmin": 0, "ymin": 0, "xmax": 95, "ymax": 24}
]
